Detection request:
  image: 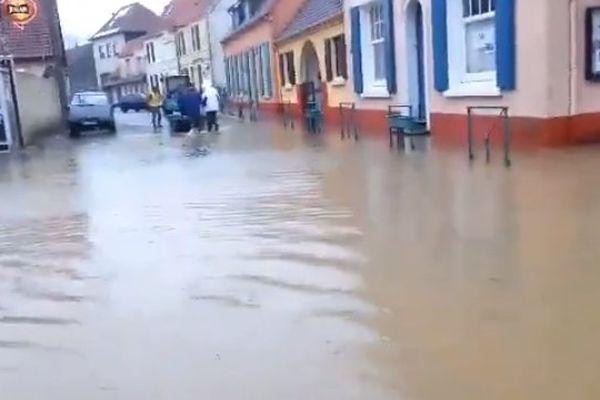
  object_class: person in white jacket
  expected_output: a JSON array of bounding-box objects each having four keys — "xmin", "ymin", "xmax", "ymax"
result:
[{"xmin": 202, "ymin": 81, "xmax": 220, "ymax": 132}]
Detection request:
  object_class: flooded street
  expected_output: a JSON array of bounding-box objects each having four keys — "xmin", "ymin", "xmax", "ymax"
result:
[{"xmin": 1, "ymin": 113, "xmax": 600, "ymax": 399}]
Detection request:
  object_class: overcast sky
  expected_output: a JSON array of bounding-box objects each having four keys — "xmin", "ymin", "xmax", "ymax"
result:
[{"xmin": 57, "ymin": 0, "xmax": 167, "ymax": 41}]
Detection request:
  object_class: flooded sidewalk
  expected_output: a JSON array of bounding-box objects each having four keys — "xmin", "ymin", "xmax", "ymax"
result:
[{"xmin": 1, "ymin": 120, "xmax": 600, "ymax": 399}]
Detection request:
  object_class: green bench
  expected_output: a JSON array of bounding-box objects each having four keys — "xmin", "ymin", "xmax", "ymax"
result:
[{"xmin": 387, "ymin": 105, "xmax": 429, "ymax": 149}]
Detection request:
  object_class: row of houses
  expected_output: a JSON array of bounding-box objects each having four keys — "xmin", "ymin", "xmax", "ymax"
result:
[
  {"xmin": 67, "ymin": 0, "xmax": 600, "ymax": 148},
  {"xmin": 74, "ymin": 0, "xmax": 237, "ymax": 103},
  {"xmin": 219, "ymin": 0, "xmax": 600, "ymax": 148}
]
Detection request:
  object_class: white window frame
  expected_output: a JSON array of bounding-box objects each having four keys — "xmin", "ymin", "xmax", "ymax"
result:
[
  {"xmin": 191, "ymin": 24, "xmax": 201, "ymax": 52},
  {"xmin": 281, "ymin": 51, "xmax": 294, "ymax": 90},
  {"xmin": 369, "ymin": 2, "xmax": 386, "ymax": 84},
  {"xmin": 445, "ymin": 0, "xmax": 500, "ymax": 97},
  {"xmin": 177, "ymin": 31, "xmax": 187, "ymax": 56},
  {"xmin": 354, "ymin": 0, "xmax": 390, "ymax": 98},
  {"xmin": 327, "ymin": 35, "xmax": 347, "ymax": 85}
]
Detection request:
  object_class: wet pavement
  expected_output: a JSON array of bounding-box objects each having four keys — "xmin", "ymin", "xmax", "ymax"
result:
[{"xmin": 1, "ymin": 111, "xmax": 600, "ymax": 399}]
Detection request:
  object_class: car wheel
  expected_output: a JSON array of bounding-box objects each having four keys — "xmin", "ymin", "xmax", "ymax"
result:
[
  {"xmin": 122, "ymin": 108, "xmax": 129, "ymax": 113},
  {"xmin": 107, "ymin": 122, "xmax": 117, "ymax": 134},
  {"xmin": 69, "ymin": 124, "xmax": 80, "ymax": 138}
]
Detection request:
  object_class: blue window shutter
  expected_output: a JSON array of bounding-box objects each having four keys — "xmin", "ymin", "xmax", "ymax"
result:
[
  {"xmin": 496, "ymin": 0, "xmax": 516, "ymax": 90},
  {"xmin": 383, "ymin": 0, "xmax": 397, "ymax": 94},
  {"xmin": 351, "ymin": 7, "xmax": 364, "ymax": 94},
  {"xmin": 431, "ymin": 0, "xmax": 448, "ymax": 92},
  {"xmin": 225, "ymin": 58, "xmax": 230, "ymax": 92},
  {"xmin": 263, "ymin": 43, "xmax": 273, "ymax": 97}
]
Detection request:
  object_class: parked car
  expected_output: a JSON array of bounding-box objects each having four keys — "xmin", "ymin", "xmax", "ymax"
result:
[
  {"xmin": 119, "ymin": 93, "xmax": 147, "ymax": 113},
  {"xmin": 68, "ymin": 92, "xmax": 116, "ymax": 138}
]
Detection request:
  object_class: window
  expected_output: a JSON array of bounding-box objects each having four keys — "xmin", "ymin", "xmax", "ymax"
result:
[
  {"xmin": 146, "ymin": 42, "xmax": 156, "ymax": 64},
  {"xmin": 191, "ymin": 25, "xmax": 201, "ymax": 52},
  {"xmin": 261, "ymin": 43, "xmax": 273, "ymax": 97},
  {"xmin": 238, "ymin": 4, "xmax": 246, "ymax": 25},
  {"xmin": 71, "ymin": 93, "xmax": 109, "ymax": 106},
  {"xmin": 230, "ymin": 2, "xmax": 247, "ymax": 28},
  {"xmin": 99, "ymin": 45, "xmax": 106, "ymax": 59},
  {"xmin": 369, "ymin": 3, "xmax": 386, "ymax": 82},
  {"xmin": 106, "ymin": 43, "xmax": 112, "ymax": 58},
  {"xmin": 256, "ymin": 47, "xmax": 264, "ymax": 97},
  {"xmin": 286, "ymin": 52, "xmax": 295, "ymax": 85},
  {"xmin": 442, "ymin": 0, "xmax": 499, "ymax": 95},
  {"xmin": 325, "ymin": 35, "xmax": 348, "ymax": 82},
  {"xmin": 279, "ymin": 51, "xmax": 296, "ymax": 87},
  {"xmin": 463, "ymin": 0, "xmax": 496, "ymax": 74},
  {"xmin": 113, "ymin": 43, "xmax": 117, "ymax": 57},
  {"xmin": 176, "ymin": 32, "xmax": 187, "ymax": 56}
]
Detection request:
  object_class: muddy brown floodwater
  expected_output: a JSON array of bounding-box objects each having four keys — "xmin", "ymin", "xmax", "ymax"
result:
[{"xmin": 1, "ymin": 118, "xmax": 600, "ymax": 399}]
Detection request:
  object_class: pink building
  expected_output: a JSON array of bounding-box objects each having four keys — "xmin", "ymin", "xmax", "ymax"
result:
[
  {"xmin": 341, "ymin": 0, "xmax": 600, "ymax": 148},
  {"xmin": 427, "ymin": 0, "xmax": 600, "ymax": 147},
  {"xmin": 222, "ymin": 0, "xmax": 309, "ymax": 114}
]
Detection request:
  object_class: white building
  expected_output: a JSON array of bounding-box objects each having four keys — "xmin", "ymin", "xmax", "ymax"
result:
[
  {"xmin": 144, "ymin": 30, "xmax": 179, "ymax": 92},
  {"xmin": 103, "ymin": 38, "xmax": 148, "ymax": 101},
  {"xmin": 208, "ymin": 0, "xmax": 238, "ymax": 88},
  {"xmin": 159, "ymin": 0, "xmax": 238, "ymax": 90},
  {"xmin": 90, "ymin": 3, "xmax": 168, "ymax": 90}
]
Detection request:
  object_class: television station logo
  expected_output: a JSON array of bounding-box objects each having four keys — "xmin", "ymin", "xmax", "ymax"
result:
[{"xmin": 0, "ymin": 0, "xmax": 39, "ymax": 30}]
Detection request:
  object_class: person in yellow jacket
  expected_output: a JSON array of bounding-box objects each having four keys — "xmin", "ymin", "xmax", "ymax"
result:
[{"xmin": 147, "ymin": 86, "xmax": 164, "ymax": 130}]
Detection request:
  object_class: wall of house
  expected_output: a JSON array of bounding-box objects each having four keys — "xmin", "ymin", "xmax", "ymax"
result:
[
  {"xmin": 144, "ymin": 32, "xmax": 179, "ymax": 92},
  {"xmin": 119, "ymin": 50, "xmax": 146, "ymax": 79},
  {"xmin": 209, "ymin": 0, "xmax": 238, "ymax": 88},
  {"xmin": 178, "ymin": 18, "xmax": 212, "ymax": 89},
  {"xmin": 573, "ymin": 0, "xmax": 600, "ymax": 116},
  {"xmin": 344, "ymin": 0, "xmax": 406, "ymax": 115},
  {"xmin": 14, "ymin": 69, "xmax": 63, "ymax": 145},
  {"xmin": 277, "ymin": 21, "xmax": 354, "ymax": 113},
  {"xmin": 223, "ymin": 21, "xmax": 279, "ymax": 105},
  {"xmin": 92, "ymin": 34, "xmax": 127, "ymax": 87},
  {"xmin": 423, "ymin": 0, "xmax": 554, "ymax": 119}
]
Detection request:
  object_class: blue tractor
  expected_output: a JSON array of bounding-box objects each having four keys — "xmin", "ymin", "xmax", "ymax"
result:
[{"xmin": 162, "ymin": 74, "xmax": 192, "ymax": 133}]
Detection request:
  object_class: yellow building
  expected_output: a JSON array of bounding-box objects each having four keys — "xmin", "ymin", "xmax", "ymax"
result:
[{"xmin": 274, "ymin": 0, "xmax": 353, "ymax": 125}]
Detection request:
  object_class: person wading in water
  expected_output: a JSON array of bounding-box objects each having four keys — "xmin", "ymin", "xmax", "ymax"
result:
[{"xmin": 147, "ymin": 86, "xmax": 164, "ymax": 131}]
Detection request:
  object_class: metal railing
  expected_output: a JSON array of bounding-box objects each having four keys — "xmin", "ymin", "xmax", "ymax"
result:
[
  {"xmin": 339, "ymin": 102, "xmax": 359, "ymax": 141},
  {"xmin": 467, "ymin": 106, "xmax": 511, "ymax": 167}
]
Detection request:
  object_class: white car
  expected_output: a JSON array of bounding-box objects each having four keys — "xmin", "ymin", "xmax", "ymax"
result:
[{"xmin": 68, "ymin": 92, "xmax": 116, "ymax": 138}]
